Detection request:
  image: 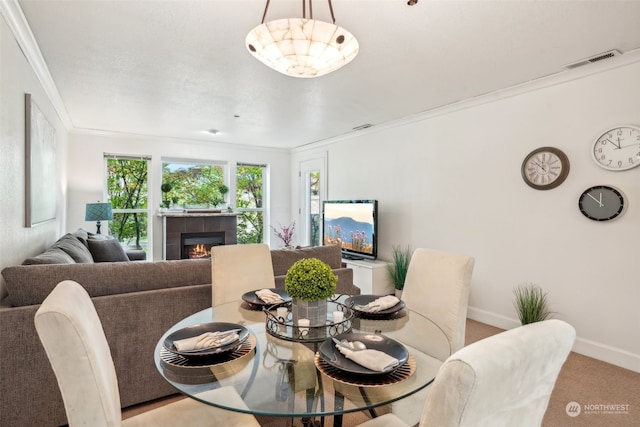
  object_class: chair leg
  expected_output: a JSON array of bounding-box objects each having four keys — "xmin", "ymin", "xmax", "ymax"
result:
[{"xmin": 358, "ymin": 387, "xmax": 378, "ymax": 419}]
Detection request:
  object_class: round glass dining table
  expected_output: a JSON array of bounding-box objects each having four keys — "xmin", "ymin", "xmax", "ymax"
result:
[{"xmin": 154, "ymin": 298, "xmax": 450, "ymax": 426}]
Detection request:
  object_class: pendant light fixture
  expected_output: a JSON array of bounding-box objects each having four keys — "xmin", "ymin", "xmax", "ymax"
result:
[{"xmin": 246, "ymin": 0, "xmax": 359, "ymax": 78}]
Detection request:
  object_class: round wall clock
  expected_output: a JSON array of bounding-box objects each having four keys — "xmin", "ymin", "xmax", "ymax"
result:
[
  {"xmin": 578, "ymin": 185, "xmax": 625, "ymax": 221},
  {"xmin": 521, "ymin": 147, "xmax": 570, "ymax": 190},
  {"xmin": 592, "ymin": 125, "xmax": 640, "ymax": 171}
]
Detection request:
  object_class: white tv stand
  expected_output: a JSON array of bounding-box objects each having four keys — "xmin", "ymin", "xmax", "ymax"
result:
[{"xmin": 342, "ymin": 258, "xmax": 393, "ymax": 295}]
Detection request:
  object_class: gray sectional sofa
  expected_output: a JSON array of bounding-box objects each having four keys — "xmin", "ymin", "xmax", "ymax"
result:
[{"xmin": 0, "ymin": 232, "xmax": 357, "ymax": 427}]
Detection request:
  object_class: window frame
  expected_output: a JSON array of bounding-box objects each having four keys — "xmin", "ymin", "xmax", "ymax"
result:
[
  {"xmin": 161, "ymin": 158, "xmax": 229, "ymax": 209},
  {"xmin": 104, "ymin": 153, "xmax": 151, "ymax": 255},
  {"xmin": 235, "ymin": 162, "xmax": 268, "ymax": 244}
]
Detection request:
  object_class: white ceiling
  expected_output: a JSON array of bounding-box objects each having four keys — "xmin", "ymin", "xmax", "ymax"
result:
[{"xmin": 12, "ymin": 0, "xmax": 640, "ymax": 149}]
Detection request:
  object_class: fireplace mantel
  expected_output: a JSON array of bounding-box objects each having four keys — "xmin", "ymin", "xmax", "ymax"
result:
[
  {"xmin": 158, "ymin": 210, "xmax": 238, "ymax": 218},
  {"xmin": 161, "ymin": 212, "xmax": 238, "ymax": 260}
]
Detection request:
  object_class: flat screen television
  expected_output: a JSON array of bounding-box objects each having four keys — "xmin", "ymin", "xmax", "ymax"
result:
[{"xmin": 322, "ymin": 200, "xmax": 378, "ymax": 260}]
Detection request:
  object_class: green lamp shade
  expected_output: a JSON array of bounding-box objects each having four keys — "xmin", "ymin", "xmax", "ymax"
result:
[{"xmin": 85, "ymin": 203, "xmax": 113, "ymax": 221}]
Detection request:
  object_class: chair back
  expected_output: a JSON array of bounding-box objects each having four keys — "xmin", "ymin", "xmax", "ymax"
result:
[
  {"xmin": 211, "ymin": 243, "xmax": 275, "ymax": 306},
  {"xmin": 34, "ymin": 280, "xmax": 122, "ymax": 427},
  {"xmin": 421, "ymin": 319, "xmax": 575, "ymax": 427},
  {"xmin": 402, "ymin": 248, "xmax": 474, "ymax": 353}
]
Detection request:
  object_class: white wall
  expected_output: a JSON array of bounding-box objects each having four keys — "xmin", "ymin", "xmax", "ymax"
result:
[
  {"xmin": 0, "ymin": 15, "xmax": 68, "ymax": 299},
  {"xmin": 66, "ymin": 132, "xmax": 291, "ymax": 259},
  {"xmin": 293, "ymin": 57, "xmax": 640, "ymax": 372}
]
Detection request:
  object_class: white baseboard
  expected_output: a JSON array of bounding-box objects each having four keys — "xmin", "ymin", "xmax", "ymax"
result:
[
  {"xmin": 467, "ymin": 307, "xmax": 640, "ymax": 373},
  {"xmin": 467, "ymin": 306, "xmax": 521, "ymax": 331}
]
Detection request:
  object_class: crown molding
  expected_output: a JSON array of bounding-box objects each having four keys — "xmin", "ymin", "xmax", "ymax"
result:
[
  {"xmin": 0, "ymin": 0, "xmax": 72, "ymax": 129},
  {"xmin": 293, "ymin": 47, "xmax": 640, "ymax": 154}
]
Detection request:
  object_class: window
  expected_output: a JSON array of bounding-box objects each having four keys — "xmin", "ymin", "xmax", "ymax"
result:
[
  {"xmin": 299, "ymin": 156, "xmax": 325, "ymax": 246},
  {"xmin": 308, "ymin": 170, "xmax": 321, "ymax": 246},
  {"xmin": 236, "ymin": 163, "xmax": 266, "ymax": 244},
  {"xmin": 161, "ymin": 161, "xmax": 228, "ymax": 208},
  {"xmin": 105, "ymin": 155, "xmax": 149, "ymax": 252}
]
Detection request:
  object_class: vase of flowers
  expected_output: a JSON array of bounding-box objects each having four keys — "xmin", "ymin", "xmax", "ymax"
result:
[
  {"xmin": 271, "ymin": 221, "xmax": 295, "ymax": 248},
  {"xmin": 285, "ymin": 258, "xmax": 337, "ymax": 329}
]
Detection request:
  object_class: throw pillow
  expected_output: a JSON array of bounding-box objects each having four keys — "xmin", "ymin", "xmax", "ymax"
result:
[
  {"xmin": 52, "ymin": 233, "xmax": 94, "ymax": 263},
  {"xmin": 87, "ymin": 232, "xmax": 112, "ymax": 241},
  {"xmin": 88, "ymin": 239, "xmax": 130, "ymax": 262}
]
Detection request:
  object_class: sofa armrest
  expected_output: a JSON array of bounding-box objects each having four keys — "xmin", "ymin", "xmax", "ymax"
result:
[
  {"xmin": 333, "ymin": 268, "xmax": 360, "ymax": 295},
  {"xmin": 126, "ymin": 249, "xmax": 147, "ymax": 261}
]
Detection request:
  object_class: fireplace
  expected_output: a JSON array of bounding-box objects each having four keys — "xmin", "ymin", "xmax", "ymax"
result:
[
  {"xmin": 162, "ymin": 213, "xmax": 237, "ymax": 260},
  {"xmin": 180, "ymin": 232, "xmax": 225, "ymax": 259}
]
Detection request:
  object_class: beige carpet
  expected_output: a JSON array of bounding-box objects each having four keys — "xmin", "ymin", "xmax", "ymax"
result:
[{"xmin": 125, "ymin": 319, "xmax": 639, "ymax": 426}]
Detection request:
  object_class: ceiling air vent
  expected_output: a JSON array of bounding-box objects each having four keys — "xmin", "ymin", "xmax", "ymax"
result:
[
  {"xmin": 353, "ymin": 124, "xmax": 373, "ymax": 131},
  {"xmin": 564, "ymin": 50, "xmax": 622, "ymax": 70}
]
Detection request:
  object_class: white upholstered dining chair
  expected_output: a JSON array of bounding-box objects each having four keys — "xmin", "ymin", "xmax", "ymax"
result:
[
  {"xmin": 357, "ymin": 319, "xmax": 576, "ymax": 427},
  {"xmin": 402, "ymin": 247, "xmax": 475, "ymax": 353},
  {"xmin": 392, "ymin": 247, "xmax": 475, "ymax": 424},
  {"xmin": 211, "ymin": 243, "xmax": 275, "ymax": 307},
  {"xmin": 34, "ymin": 280, "xmax": 260, "ymax": 427}
]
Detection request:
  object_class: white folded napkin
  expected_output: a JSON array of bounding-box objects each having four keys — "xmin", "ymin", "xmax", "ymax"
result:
[
  {"xmin": 173, "ymin": 331, "xmax": 239, "ymax": 352},
  {"xmin": 355, "ymin": 295, "xmax": 400, "ymax": 313},
  {"xmin": 336, "ymin": 344, "xmax": 400, "ymax": 372},
  {"xmin": 255, "ymin": 288, "xmax": 284, "ymax": 304}
]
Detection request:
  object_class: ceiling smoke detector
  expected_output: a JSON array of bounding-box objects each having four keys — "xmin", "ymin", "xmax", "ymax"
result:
[{"xmin": 564, "ymin": 49, "xmax": 622, "ymax": 70}]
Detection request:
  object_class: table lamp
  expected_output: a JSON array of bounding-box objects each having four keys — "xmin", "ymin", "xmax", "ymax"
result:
[{"xmin": 85, "ymin": 202, "xmax": 113, "ymax": 234}]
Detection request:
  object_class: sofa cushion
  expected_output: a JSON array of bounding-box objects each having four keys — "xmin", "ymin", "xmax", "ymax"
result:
[
  {"xmin": 51, "ymin": 233, "xmax": 94, "ymax": 263},
  {"xmin": 22, "ymin": 248, "xmax": 76, "ymax": 265},
  {"xmin": 271, "ymin": 245, "xmax": 343, "ymax": 276},
  {"xmin": 73, "ymin": 228, "xmax": 90, "ymax": 247},
  {"xmin": 88, "ymin": 238, "xmax": 130, "ymax": 262}
]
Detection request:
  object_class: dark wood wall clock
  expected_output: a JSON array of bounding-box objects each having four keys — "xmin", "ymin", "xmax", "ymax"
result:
[
  {"xmin": 521, "ymin": 147, "xmax": 570, "ymax": 190},
  {"xmin": 592, "ymin": 125, "xmax": 640, "ymax": 171},
  {"xmin": 578, "ymin": 185, "xmax": 625, "ymax": 221}
]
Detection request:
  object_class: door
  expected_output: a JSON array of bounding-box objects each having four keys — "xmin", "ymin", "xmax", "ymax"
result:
[{"xmin": 298, "ymin": 155, "xmax": 326, "ymax": 247}]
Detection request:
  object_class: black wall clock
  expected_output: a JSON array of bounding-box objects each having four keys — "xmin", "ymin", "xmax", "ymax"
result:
[
  {"xmin": 578, "ymin": 185, "xmax": 625, "ymax": 221},
  {"xmin": 521, "ymin": 147, "xmax": 570, "ymax": 190}
]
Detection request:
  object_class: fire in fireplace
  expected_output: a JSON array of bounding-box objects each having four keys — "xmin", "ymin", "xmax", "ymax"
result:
[{"xmin": 180, "ymin": 232, "xmax": 225, "ymax": 259}]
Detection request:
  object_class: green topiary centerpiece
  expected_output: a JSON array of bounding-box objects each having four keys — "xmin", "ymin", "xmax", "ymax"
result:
[
  {"xmin": 285, "ymin": 258, "xmax": 337, "ymax": 301},
  {"xmin": 285, "ymin": 258, "xmax": 337, "ymax": 330}
]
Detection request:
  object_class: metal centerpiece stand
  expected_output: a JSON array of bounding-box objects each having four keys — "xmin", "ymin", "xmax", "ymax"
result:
[{"xmin": 264, "ymin": 295, "xmax": 353, "ymax": 342}]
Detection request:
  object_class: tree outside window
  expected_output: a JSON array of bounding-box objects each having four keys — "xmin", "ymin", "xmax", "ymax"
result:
[
  {"xmin": 161, "ymin": 162, "xmax": 227, "ymax": 208},
  {"xmin": 236, "ymin": 164, "xmax": 265, "ymax": 244},
  {"xmin": 309, "ymin": 170, "xmax": 320, "ymax": 246},
  {"xmin": 106, "ymin": 159, "xmax": 265, "ymax": 250},
  {"xmin": 106, "ymin": 157, "xmax": 148, "ymax": 250}
]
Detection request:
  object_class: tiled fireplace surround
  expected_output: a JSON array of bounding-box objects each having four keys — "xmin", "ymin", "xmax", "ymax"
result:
[{"xmin": 162, "ymin": 213, "xmax": 237, "ymax": 260}]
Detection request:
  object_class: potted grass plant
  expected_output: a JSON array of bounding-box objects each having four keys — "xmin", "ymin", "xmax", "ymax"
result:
[
  {"xmin": 513, "ymin": 283, "xmax": 553, "ymax": 325},
  {"xmin": 387, "ymin": 245, "xmax": 412, "ymax": 298}
]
